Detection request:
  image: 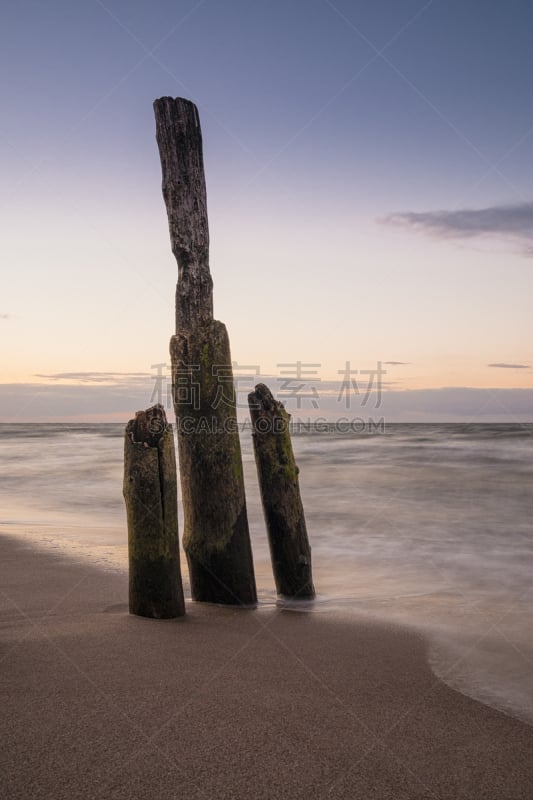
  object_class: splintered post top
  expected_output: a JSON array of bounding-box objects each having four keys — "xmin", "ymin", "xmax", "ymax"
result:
[{"xmin": 153, "ymin": 96, "xmax": 213, "ymax": 330}]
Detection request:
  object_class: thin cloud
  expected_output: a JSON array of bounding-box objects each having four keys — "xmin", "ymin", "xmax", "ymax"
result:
[
  {"xmin": 0, "ymin": 314, "xmax": 10, "ymax": 320},
  {"xmin": 35, "ymin": 371, "xmax": 152, "ymax": 383},
  {"xmin": 383, "ymin": 361, "xmax": 411, "ymax": 366},
  {"xmin": 488, "ymin": 363, "xmax": 530, "ymax": 370},
  {"xmin": 382, "ymin": 202, "xmax": 533, "ymax": 253}
]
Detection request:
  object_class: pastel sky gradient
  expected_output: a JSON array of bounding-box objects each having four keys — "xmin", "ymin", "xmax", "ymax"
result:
[{"xmin": 1, "ymin": 0, "xmax": 533, "ymax": 420}]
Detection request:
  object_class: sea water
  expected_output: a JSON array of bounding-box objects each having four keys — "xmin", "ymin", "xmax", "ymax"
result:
[{"xmin": 1, "ymin": 422, "xmax": 532, "ymax": 725}]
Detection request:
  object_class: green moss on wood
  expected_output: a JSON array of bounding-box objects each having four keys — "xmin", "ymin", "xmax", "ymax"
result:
[
  {"xmin": 123, "ymin": 406, "xmax": 185, "ymax": 617},
  {"xmin": 248, "ymin": 383, "xmax": 315, "ymax": 599},
  {"xmin": 169, "ymin": 321, "xmax": 256, "ymax": 606}
]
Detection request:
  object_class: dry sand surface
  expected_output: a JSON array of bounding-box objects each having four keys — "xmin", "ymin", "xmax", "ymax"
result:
[{"xmin": 1, "ymin": 533, "xmax": 532, "ymax": 800}]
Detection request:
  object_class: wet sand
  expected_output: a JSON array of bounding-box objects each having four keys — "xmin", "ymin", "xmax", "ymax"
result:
[{"xmin": 1, "ymin": 533, "xmax": 532, "ymax": 799}]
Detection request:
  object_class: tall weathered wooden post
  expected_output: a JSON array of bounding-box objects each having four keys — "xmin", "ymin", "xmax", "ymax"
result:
[
  {"xmin": 248, "ymin": 384, "xmax": 315, "ymax": 599},
  {"xmin": 153, "ymin": 97, "xmax": 257, "ymax": 607},
  {"xmin": 124, "ymin": 404, "xmax": 185, "ymax": 618}
]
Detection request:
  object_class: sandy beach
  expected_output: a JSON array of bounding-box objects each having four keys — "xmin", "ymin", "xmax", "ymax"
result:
[{"xmin": 1, "ymin": 533, "xmax": 532, "ymax": 800}]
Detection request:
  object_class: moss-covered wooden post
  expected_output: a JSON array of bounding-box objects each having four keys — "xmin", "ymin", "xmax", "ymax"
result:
[
  {"xmin": 248, "ymin": 383, "xmax": 315, "ymax": 599},
  {"xmin": 123, "ymin": 404, "xmax": 185, "ymax": 618},
  {"xmin": 153, "ymin": 96, "xmax": 257, "ymax": 607}
]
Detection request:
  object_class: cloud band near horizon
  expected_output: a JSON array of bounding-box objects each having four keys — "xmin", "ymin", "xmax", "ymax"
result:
[{"xmin": 1, "ymin": 382, "xmax": 533, "ymax": 423}]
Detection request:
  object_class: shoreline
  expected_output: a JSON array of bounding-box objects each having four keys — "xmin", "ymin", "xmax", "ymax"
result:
[
  {"xmin": 2, "ymin": 532, "xmax": 533, "ymax": 799},
  {"xmin": 4, "ymin": 521, "xmax": 533, "ymax": 730}
]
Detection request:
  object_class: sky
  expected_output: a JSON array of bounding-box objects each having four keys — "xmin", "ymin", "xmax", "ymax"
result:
[{"xmin": 1, "ymin": 0, "xmax": 533, "ymax": 421}]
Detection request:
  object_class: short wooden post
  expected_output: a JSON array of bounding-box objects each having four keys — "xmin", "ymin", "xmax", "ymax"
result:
[
  {"xmin": 123, "ymin": 404, "xmax": 185, "ymax": 618},
  {"xmin": 248, "ymin": 384, "xmax": 315, "ymax": 599}
]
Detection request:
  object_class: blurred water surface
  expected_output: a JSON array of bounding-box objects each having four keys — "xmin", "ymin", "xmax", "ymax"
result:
[{"xmin": 1, "ymin": 422, "xmax": 532, "ymax": 724}]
